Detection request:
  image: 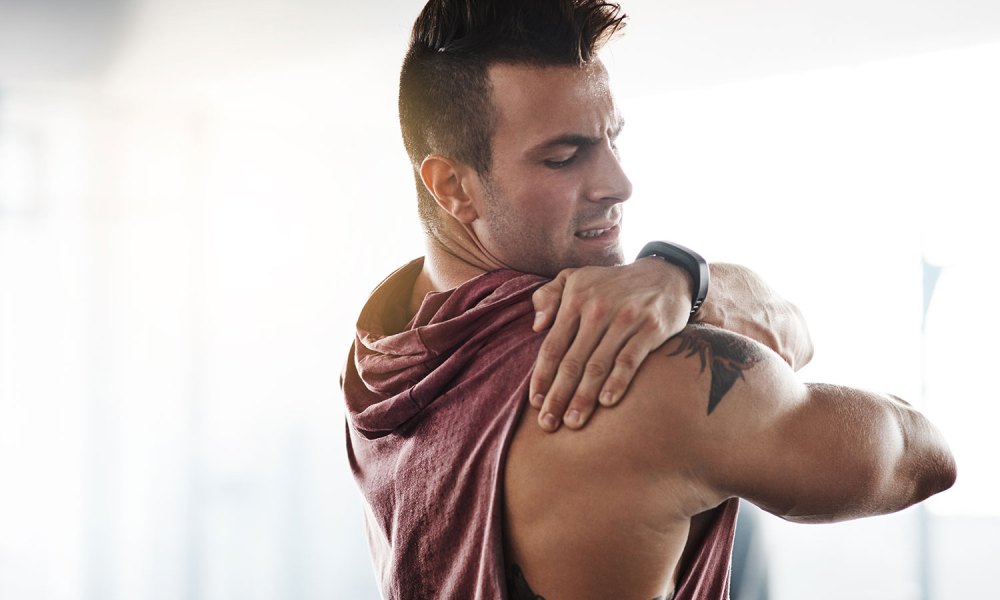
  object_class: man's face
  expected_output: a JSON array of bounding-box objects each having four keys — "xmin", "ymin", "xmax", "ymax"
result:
[{"xmin": 469, "ymin": 61, "xmax": 632, "ymax": 277}]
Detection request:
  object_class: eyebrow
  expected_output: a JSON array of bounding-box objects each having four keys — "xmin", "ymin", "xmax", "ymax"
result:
[
  {"xmin": 534, "ymin": 133, "xmax": 602, "ymax": 151},
  {"xmin": 530, "ymin": 118, "xmax": 626, "ymax": 153}
]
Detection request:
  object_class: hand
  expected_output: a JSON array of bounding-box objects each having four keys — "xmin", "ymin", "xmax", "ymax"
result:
[{"xmin": 529, "ymin": 258, "xmax": 694, "ymax": 432}]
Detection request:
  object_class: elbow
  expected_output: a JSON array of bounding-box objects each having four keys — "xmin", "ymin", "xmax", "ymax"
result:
[
  {"xmin": 881, "ymin": 449, "xmax": 956, "ymax": 515},
  {"xmin": 935, "ymin": 456, "xmax": 958, "ymax": 497},
  {"xmin": 760, "ymin": 298, "xmax": 813, "ymax": 372},
  {"xmin": 909, "ymin": 440, "xmax": 957, "ymax": 504},
  {"xmin": 841, "ymin": 404, "xmax": 957, "ymax": 518},
  {"xmin": 784, "ymin": 303, "xmax": 814, "ymax": 371},
  {"xmin": 884, "ymin": 409, "xmax": 957, "ymax": 511}
]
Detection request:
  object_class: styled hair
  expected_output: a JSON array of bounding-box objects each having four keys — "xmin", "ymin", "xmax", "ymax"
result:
[{"xmin": 399, "ymin": 0, "xmax": 627, "ymax": 237}]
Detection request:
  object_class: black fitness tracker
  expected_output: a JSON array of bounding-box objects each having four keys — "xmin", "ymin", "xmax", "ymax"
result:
[{"xmin": 636, "ymin": 241, "xmax": 710, "ymax": 318}]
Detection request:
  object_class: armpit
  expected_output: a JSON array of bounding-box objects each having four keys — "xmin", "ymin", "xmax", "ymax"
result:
[{"xmin": 506, "ymin": 564, "xmax": 546, "ymax": 600}]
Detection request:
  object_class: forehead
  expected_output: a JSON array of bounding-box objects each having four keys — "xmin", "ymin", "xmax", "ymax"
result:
[{"xmin": 487, "ymin": 61, "xmax": 618, "ymax": 148}]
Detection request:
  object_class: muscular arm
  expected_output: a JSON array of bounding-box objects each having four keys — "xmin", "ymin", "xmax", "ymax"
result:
[
  {"xmin": 694, "ymin": 263, "xmax": 813, "ymax": 371},
  {"xmin": 503, "ymin": 324, "xmax": 953, "ymax": 598},
  {"xmin": 637, "ymin": 325, "xmax": 955, "ymax": 522}
]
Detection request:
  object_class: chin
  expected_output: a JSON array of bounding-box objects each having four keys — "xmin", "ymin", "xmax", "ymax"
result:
[
  {"xmin": 511, "ymin": 245, "xmax": 624, "ymax": 278},
  {"xmin": 558, "ymin": 249, "xmax": 624, "ymax": 273},
  {"xmin": 583, "ymin": 246, "xmax": 625, "ymax": 268}
]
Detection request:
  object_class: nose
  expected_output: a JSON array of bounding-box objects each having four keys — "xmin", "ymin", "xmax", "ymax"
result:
[{"xmin": 587, "ymin": 141, "xmax": 632, "ymax": 204}]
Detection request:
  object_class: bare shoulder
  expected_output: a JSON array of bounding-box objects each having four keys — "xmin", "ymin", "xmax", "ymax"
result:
[
  {"xmin": 507, "ymin": 325, "xmax": 791, "ymax": 517},
  {"xmin": 612, "ymin": 323, "xmax": 833, "ymax": 519},
  {"xmin": 652, "ymin": 324, "xmax": 772, "ymax": 416},
  {"xmin": 618, "ymin": 323, "xmax": 795, "ymax": 447},
  {"xmin": 509, "ymin": 324, "xmax": 789, "ymax": 479}
]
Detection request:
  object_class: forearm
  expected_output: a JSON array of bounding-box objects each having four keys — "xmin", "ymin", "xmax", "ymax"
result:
[{"xmin": 694, "ymin": 263, "xmax": 814, "ymax": 370}]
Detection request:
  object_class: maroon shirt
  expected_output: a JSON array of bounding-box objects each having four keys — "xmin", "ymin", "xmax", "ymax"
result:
[{"xmin": 343, "ymin": 259, "xmax": 738, "ymax": 599}]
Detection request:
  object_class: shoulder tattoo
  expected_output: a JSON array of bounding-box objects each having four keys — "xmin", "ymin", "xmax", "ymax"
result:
[{"xmin": 666, "ymin": 325, "xmax": 765, "ymax": 415}]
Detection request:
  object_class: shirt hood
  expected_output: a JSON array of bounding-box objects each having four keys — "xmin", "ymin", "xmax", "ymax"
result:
[{"xmin": 344, "ymin": 258, "xmax": 547, "ymax": 439}]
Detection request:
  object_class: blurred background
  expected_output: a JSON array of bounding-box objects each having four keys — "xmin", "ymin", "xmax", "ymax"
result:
[{"xmin": 0, "ymin": 0, "xmax": 997, "ymax": 598}]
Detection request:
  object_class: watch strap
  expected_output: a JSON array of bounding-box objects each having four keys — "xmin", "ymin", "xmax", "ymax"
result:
[{"xmin": 636, "ymin": 241, "xmax": 710, "ymax": 317}]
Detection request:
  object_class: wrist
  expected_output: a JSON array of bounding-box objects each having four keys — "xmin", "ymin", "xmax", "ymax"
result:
[
  {"xmin": 635, "ymin": 241, "xmax": 710, "ymax": 318},
  {"xmin": 636, "ymin": 255, "xmax": 695, "ymax": 300}
]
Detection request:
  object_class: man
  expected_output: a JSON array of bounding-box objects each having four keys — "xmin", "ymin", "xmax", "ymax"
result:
[{"xmin": 342, "ymin": 1, "xmax": 956, "ymax": 599}]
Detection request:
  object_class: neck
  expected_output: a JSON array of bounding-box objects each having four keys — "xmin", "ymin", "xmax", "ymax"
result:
[{"xmin": 409, "ymin": 233, "xmax": 499, "ymax": 316}]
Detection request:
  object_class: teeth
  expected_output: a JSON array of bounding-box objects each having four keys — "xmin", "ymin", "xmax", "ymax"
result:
[{"xmin": 579, "ymin": 228, "xmax": 609, "ymax": 238}]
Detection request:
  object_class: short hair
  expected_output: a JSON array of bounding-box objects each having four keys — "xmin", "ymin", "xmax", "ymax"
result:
[{"xmin": 399, "ymin": 0, "xmax": 627, "ymax": 238}]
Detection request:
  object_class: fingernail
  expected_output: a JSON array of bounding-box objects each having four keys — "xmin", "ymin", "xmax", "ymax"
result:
[
  {"xmin": 565, "ymin": 409, "xmax": 581, "ymax": 427},
  {"xmin": 531, "ymin": 394, "xmax": 544, "ymax": 408},
  {"xmin": 541, "ymin": 413, "xmax": 558, "ymax": 431},
  {"xmin": 600, "ymin": 391, "xmax": 614, "ymax": 406},
  {"xmin": 533, "ymin": 311, "xmax": 544, "ymax": 329}
]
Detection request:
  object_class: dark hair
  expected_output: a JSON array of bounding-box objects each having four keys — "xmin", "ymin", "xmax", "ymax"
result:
[{"xmin": 399, "ymin": 0, "xmax": 627, "ymax": 237}]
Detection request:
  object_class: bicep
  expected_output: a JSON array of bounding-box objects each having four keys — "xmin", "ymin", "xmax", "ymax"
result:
[{"xmin": 639, "ymin": 326, "xmax": 912, "ymax": 523}]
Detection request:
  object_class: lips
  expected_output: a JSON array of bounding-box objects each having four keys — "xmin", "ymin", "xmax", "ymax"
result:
[
  {"xmin": 577, "ymin": 227, "xmax": 612, "ymax": 238},
  {"xmin": 575, "ymin": 223, "xmax": 619, "ymax": 239}
]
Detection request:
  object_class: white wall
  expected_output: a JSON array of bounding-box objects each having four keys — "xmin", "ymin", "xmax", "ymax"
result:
[{"xmin": 614, "ymin": 45, "xmax": 999, "ymax": 599}]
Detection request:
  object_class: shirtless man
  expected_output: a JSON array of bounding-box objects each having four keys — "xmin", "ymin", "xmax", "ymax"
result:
[{"xmin": 343, "ymin": 1, "xmax": 956, "ymax": 598}]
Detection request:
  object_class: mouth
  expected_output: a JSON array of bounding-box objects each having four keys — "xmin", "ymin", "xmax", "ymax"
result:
[{"xmin": 575, "ymin": 223, "xmax": 620, "ymax": 240}]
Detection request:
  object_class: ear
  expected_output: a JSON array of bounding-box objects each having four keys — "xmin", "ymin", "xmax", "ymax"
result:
[{"xmin": 419, "ymin": 155, "xmax": 480, "ymax": 224}]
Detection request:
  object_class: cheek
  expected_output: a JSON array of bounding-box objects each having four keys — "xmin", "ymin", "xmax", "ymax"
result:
[
  {"xmin": 491, "ymin": 167, "xmax": 580, "ymax": 234},
  {"xmin": 518, "ymin": 196, "xmax": 569, "ymax": 234},
  {"xmin": 517, "ymin": 179, "xmax": 577, "ymax": 218}
]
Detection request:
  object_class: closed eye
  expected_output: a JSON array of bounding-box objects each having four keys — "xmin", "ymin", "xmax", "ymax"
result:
[{"xmin": 544, "ymin": 155, "xmax": 577, "ymax": 169}]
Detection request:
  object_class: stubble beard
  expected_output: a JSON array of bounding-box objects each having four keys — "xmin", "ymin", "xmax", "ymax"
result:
[{"xmin": 481, "ymin": 179, "xmax": 625, "ymax": 277}]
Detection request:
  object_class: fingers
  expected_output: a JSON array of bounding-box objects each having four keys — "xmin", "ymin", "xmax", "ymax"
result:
[
  {"xmin": 528, "ymin": 269, "xmax": 578, "ymax": 405},
  {"xmin": 531, "ymin": 270, "xmax": 571, "ymax": 332},
  {"xmin": 597, "ymin": 333, "xmax": 655, "ymax": 407},
  {"xmin": 528, "ymin": 294, "xmax": 582, "ymax": 412},
  {"xmin": 533, "ymin": 298, "xmax": 616, "ymax": 432},
  {"xmin": 540, "ymin": 324, "xmax": 627, "ymax": 431},
  {"xmin": 526, "ymin": 262, "xmax": 696, "ymax": 433},
  {"xmin": 533, "ymin": 302, "xmax": 670, "ymax": 432}
]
